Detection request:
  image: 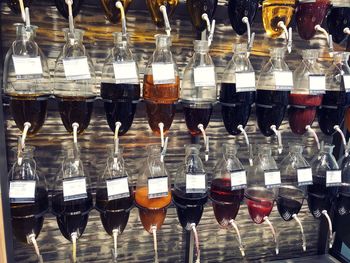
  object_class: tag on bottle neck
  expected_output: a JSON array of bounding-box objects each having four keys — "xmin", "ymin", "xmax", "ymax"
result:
[
  {"xmin": 274, "ymin": 71, "xmax": 293, "ymax": 91},
  {"xmin": 152, "ymin": 63, "xmax": 175, "ymax": 84},
  {"xmin": 148, "ymin": 176, "xmax": 169, "ymax": 199},
  {"xmin": 309, "ymin": 74, "xmax": 326, "ymax": 94},
  {"xmin": 63, "ymin": 177, "xmax": 87, "ymax": 201},
  {"xmin": 63, "ymin": 56, "xmax": 91, "ymax": 81},
  {"xmin": 230, "ymin": 170, "xmax": 247, "ymax": 190},
  {"xmin": 113, "ymin": 61, "xmax": 139, "ymax": 84},
  {"xmin": 12, "ymin": 56, "xmax": 43, "ymax": 80},
  {"xmin": 186, "ymin": 173, "xmax": 206, "ymax": 193},
  {"xmin": 326, "ymin": 170, "xmax": 342, "ymax": 187},
  {"xmin": 194, "ymin": 66, "xmax": 216, "ymax": 87},
  {"xmin": 264, "ymin": 169, "xmax": 281, "ymax": 188},
  {"xmin": 297, "ymin": 167, "xmax": 313, "ymax": 186},
  {"xmin": 235, "ymin": 72, "xmax": 256, "ymax": 92},
  {"xmin": 106, "ymin": 176, "xmax": 130, "ymax": 201},
  {"xmin": 9, "ymin": 180, "xmax": 36, "ymax": 203}
]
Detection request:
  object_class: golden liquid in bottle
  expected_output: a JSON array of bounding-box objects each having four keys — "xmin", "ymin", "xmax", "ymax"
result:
[
  {"xmin": 262, "ymin": 0, "xmax": 295, "ymax": 38},
  {"xmin": 143, "ymin": 74, "xmax": 180, "ymax": 103},
  {"xmin": 146, "ymin": 0, "xmax": 179, "ymax": 27}
]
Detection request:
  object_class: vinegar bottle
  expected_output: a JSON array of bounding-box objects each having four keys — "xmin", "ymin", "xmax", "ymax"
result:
[
  {"xmin": 7, "ymin": 0, "xmax": 33, "ymax": 14},
  {"xmin": 146, "ymin": 0, "xmax": 179, "ymax": 27},
  {"xmin": 100, "ymin": 0, "xmax": 133, "ymax": 24},
  {"xmin": 3, "ymin": 23, "xmax": 51, "ymax": 135},
  {"xmin": 186, "ymin": 0, "xmax": 218, "ymax": 32},
  {"xmin": 101, "ymin": 32, "xmax": 140, "ymax": 136},
  {"xmin": 55, "ymin": 0, "xmax": 84, "ymax": 19},
  {"xmin": 327, "ymin": 3, "xmax": 350, "ymax": 44},
  {"xmin": 143, "ymin": 34, "xmax": 179, "ymax": 135}
]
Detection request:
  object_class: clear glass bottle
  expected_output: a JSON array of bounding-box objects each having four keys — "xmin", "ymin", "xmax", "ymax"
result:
[
  {"xmin": 337, "ymin": 148, "xmax": 350, "ymax": 216},
  {"xmin": 181, "ymin": 40, "xmax": 217, "ymax": 135},
  {"xmin": 289, "ymin": 49, "xmax": 323, "ymax": 135},
  {"xmin": 55, "ymin": 0, "xmax": 84, "ymax": 19},
  {"xmin": 227, "ymin": 0, "xmax": 259, "ymax": 35},
  {"xmin": 220, "ymin": 43, "xmax": 255, "ymax": 135},
  {"xmin": 318, "ymin": 52, "xmax": 350, "ymax": 135},
  {"xmin": 100, "ymin": 0, "xmax": 133, "ymax": 24},
  {"xmin": 54, "ymin": 28, "xmax": 96, "ymax": 134},
  {"xmin": 327, "ymin": 2, "xmax": 350, "ymax": 44},
  {"xmin": 295, "ymin": 0, "xmax": 330, "ymax": 40},
  {"xmin": 3, "ymin": 23, "xmax": 50, "ymax": 135},
  {"xmin": 262, "ymin": 0, "xmax": 296, "ymax": 38},
  {"xmin": 9, "ymin": 146, "xmax": 48, "ymax": 248},
  {"xmin": 101, "ymin": 32, "xmax": 140, "ymax": 136},
  {"xmin": 256, "ymin": 48, "xmax": 291, "ymax": 136},
  {"xmin": 186, "ymin": 0, "xmax": 218, "ymax": 32},
  {"xmin": 143, "ymin": 34, "xmax": 179, "ymax": 134},
  {"xmin": 146, "ymin": 0, "xmax": 179, "ymax": 27}
]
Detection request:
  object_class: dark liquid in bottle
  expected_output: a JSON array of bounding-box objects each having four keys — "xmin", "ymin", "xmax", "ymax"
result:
[
  {"xmin": 101, "ymin": 82, "xmax": 140, "ymax": 135},
  {"xmin": 256, "ymin": 90, "xmax": 289, "ymax": 136},
  {"xmin": 336, "ymin": 192, "xmax": 350, "ymax": 216},
  {"xmin": 7, "ymin": 0, "xmax": 33, "ymax": 14},
  {"xmin": 9, "ymin": 95, "xmax": 47, "ymax": 136},
  {"xmin": 54, "ymin": 0, "xmax": 84, "ymax": 19},
  {"xmin": 100, "ymin": 0, "xmax": 132, "ymax": 24},
  {"xmin": 57, "ymin": 96, "xmax": 94, "ymax": 134},
  {"xmin": 10, "ymin": 187, "xmax": 48, "ymax": 243},
  {"xmin": 307, "ymin": 184, "xmax": 332, "ymax": 218},
  {"xmin": 183, "ymin": 105, "xmax": 212, "ymax": 136},
  {"xmin": 210, "ymin": 178, "xmax": 243, "ymax": 226},
  {"xmin": 52, "ymin": 192, "xmax": 93, "ymax": 241},
  {"xmin": 95, "ymin": 188, "xmax": 133, "ymax": 235},
  {"xmin": 327, "ymin": 7, "xmax": 350, "ymax": 44},
  {"xmin": 172, "ymin": 187, "xmax": 208, "ymax": 230},
  {"xmin": 146, "ymin": 102, "xmax": 176, "ymax": 135},
  {"xmin": 227, "ymin": 0, "xmax": 259, "ymax": 35},
  {"xmin": 317, "ymin": 91, "xmax": 347, "ymax": 135},
  {"xmin": 295, "ymin": 0, "xmax": 330, "ymax": 40},
  {"xmin": 288, "ymin": 94, "xmax": 323, "ymax": 135},
  {"xmin": 276, "ymin": 196, "xmax": 303, "ymax": 221},
  {"xmin": 220, "ymin": 83, "xmax": 255, "ymax": 135},
  {"xmin": 186, "ymin": 0, "xmax": 218, "ymax": 32}
]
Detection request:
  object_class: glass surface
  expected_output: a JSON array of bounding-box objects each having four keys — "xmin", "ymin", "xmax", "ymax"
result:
[
  {"xmin": 227, "ymin": 0, "xmax": 259, "ymax": 35},
  {"xmin": 100, "ymin": 0, "xmax": 133, "ymax": 24},
  {"xmin": 186, "ymin": 0, "xmax": 218, "ymax": 32}
]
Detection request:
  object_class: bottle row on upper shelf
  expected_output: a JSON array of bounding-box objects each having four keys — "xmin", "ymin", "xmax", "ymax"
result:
[
  {"xmin": 5, "ymin": 0, "xmax": 350, "ymax": 43},
  {"xmin": 7, "ymin": 137, "xmax": 350, "ymax": 262}
]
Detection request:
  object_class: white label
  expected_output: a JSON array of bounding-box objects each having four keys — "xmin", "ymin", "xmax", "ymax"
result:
[
  {"xmin": 230, "ymin": 170, "xmax": 247, "ymax": 190},
  {"xmin": 63, "ymin": 57, "xmax": 91, "ymax": 81},
  {"xmin": 148, "ymin": 176, "xmax": 169, "ymax": 199},
  {"xmin": 274, "ymin": 71, "xmax": 293, "ymax": 90},
  {"xmin": 152, "ymin": 63, "xmax": 175, "ymax": 84},
  {"xmin": 264, "ymin": 170, "xmax": 281, "ymax": 188},
  {"xmin": 9, "ymin": 180, "xmax": 36, "ymax": 203},
  {"xmin": 326, "ymin": 170, "xmax": 342, "ymax": 187},
  {"xmin": 309, "ymin": 75, "xmax": 326, "ymax": 94},
  {"xmin": 12, "ymin": 56, "xmax": 43, "ymax": 79},
  {"xmin": 113, "ymin": 61, "xmax": 139, "ymax": 84},
  {"xmin": 106, "ymin": 177, "xmax": 130, "ymax": 201},
  {"xmin": 297, "ymin": 167, "xmax": 313, "ymax": 186},
  {"xmin": 63, "ymin": 177, "xmax": 87, "ymax": 201},
  {"xmin": 194, "ymin": 66, "xmax": 216, "ymax": 87},
  {"xmin": 186, "ymin": 174, "xmax": 206, "ymax": 193},
  {"xmin": 235, "ymin": 72, "xmax": 256, "ymax": 92},
  {"xmin": 344, "ymin": 75, "xmax": 350, "ymax": 92}
]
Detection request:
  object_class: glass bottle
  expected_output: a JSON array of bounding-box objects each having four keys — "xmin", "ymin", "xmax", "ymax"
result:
[
  {"xmin": 318, "ymin": 52, "xmax": 350, "ymax": 135},
  {"xmin": 327, "ymin": 3, "xmax": 350, "ymax": 44},
  {"xmin": 256, "ymin": 48, "xmax": 291, "ymax": 137},
  {"xmin": 3, "ymin": 23, "xmax": 50, "ymax": 136},
  {"xmin": 336, "ymin": 148, "xmax": 350, "ymax": 216},
  {"xmin": 51, "ymin": 146, "xmax": 93, "ymax": 261},
  {"xmin": 54, "ymin": 28, "xmax": 96, "ymax": 134},
  {"xmin": 95, "ymin": 146, "xmax": 133, "ymax": 260},
  {"xmin": 227, "ymin": 0, "xmax": 259, "ymax": 35},
  {"xmin": 55, "ymin": 0, "xmax": 84, "ymax": 19},
  {"xmin": 181, "ymin": 40, "xmax": 217, "ymax": 135},
  {"xmin": 210, "ymin": 143, "xmax": 245, "ymax": 255},
  {"xmin": 220, "ymin": 43, "xmax": 255, "ymax": 135},
  {"xmin": 7, "ymin": 0, "xmax": 33, "ymax": 14},
  {"xmin": 262, "ymin": 0, "xmax": 295, "ymax": 38},
  {"xmin": 186, "ymin": 0, "xmax": 218, "ymax": 32},
  {"xmin": 9, "ymin": 146, "xmax": 48, "ymax": 255},
  {"xmin": 101, "ymin": 32, "xmax": 140, "ymax": 136},
  {"xmin": 143, "ymin": 34, "xmax": 179, "ymax": 134},
  {"xmin": 100, "ymin": 0, "xmax": 133, "ymax": 24},
  {"xmin": 146, "ymin": 0, "xmax": 179, "ymax": 27},
  {"xmin": 295, "ymin": 0, "xmax": 330, "ymax": 40},
  {"xmin": 289, "ymin": 49, "xmax": 323, "ymax": 135}
]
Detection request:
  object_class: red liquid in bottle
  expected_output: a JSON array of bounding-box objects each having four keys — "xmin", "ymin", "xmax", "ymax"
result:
[
  {"xmin": 183, "ymin": 105, "xmax": 212, "ymax": 136},
  {"xmin": 295, "ymin": 0, "xmax": 330, "ymax": 40},
  {"xmin": 210, "ymin": 178, "xmax": 244, "ymax": 226},
  {"xmin": 288, "ymin": 93, "xmax": 323, "ymax": 135},
  {"xmin": 146, "ymin": 102, "xmax": 176, "ymax": 135},
  {"xmin": 246, "ymin": 198, "xmax": 274, "ymax": 224}
]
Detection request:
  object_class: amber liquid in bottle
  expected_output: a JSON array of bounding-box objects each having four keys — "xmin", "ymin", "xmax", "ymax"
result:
[
  {"xmin": 262, "ymin": 0, "xmax": 295, "ymax": 38},
  {"xmin": 146, "ymin": 0, "xmax": 179, "ymax": 27},
  {"xmin": 100, "ymin": 0, "xmax": 133, "ymax": 24},
  {"xmin": 9, "ymin": 94, "xmax": 48, "ymax": 136},
  {"xmin": 135, "ymin": 187, "xmax": 171, "ymax": 232}
]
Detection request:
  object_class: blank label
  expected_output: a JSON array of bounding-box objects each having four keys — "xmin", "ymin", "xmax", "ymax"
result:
[
  {"xmin": 326, "ymin": 170, "xmax": 342, "ymax": 187},
  {"xmin": 274, "ymin": 71, "xmax": 293, "ymax": 90},
  {"xmin": 194, "ymin": 66, "xmax": 216, "ymax": 87},
  {"xmin": 264, "ymin": 170, "xmax": 281, "ymax": 188},
  {"xmin": 148, "ymin": 176, "xmax": 169, "ymax": 199},
  {"xmin": 344, "ymin": 75, "xmax": 350, "ymax": 92},
  {"xmin": 186, "ymin": 174, "xmax": 206, "ymax": 193},
  {"xmin": 113, "ymin": 62, "xmax": 139, "ymax": 84},
  {"xmin": 63, "ymin": 177, "xmax": 87, "ymax": 201},
  {"xmin": 63, "ymin": 57, "xmax": 91, "ymax": 81},
  {"xmin": 106, "ymin": 177, "xmax": 130, "ymax": 201},
  {"xmin": 152, "ymin": 63, "xmax": 175, "ymax": 84},
  {"xmin": 235, "ymin": 72, "xmax": 256, "ymax": 92},
  {"xmin": 12, "ymin": 56, "xmax": 43, "ymax": 79},
  {"xmin": 297, "ymin": 167, "xmax": 313, "ymax": 186},
  {"xmin": 9, "ymin": 180, "xmax": 36, "ymax": 203},
  {"xmin": 309, "ymin": 75, "xmax": 326, "ymax": 93},
  {"xmin": 230, "ymin": 170, "xmax": 247, "ymax": 190}
]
